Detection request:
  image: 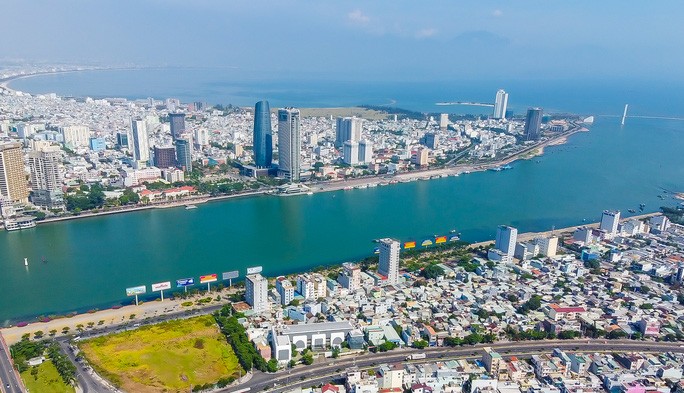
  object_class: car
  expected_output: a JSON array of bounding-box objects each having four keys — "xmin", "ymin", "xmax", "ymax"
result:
[{"xmin": 6, "ymin": 383, "xmax": 10, "ymax": 389}]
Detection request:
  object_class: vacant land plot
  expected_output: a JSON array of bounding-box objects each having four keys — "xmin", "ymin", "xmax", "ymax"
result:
[
  {"xmin": 79, "ymin": 315, "xmax": 241, "ymax": 393},
  {"xmin": 20, "ymin": 360, "xmax": 75, "ymax": 393}
]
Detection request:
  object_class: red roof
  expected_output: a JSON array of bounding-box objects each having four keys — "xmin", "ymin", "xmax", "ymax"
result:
[{"xmin": 322, "ymin": 384, "xmax": 339, "ymax": 393}]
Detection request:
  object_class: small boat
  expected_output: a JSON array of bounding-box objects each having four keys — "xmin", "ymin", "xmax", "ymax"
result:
[
  {"xmin": 24, "ymin": 258, "xmax": 28, "ymax": 267},
  {"xmin": 306, "ymin": 192, "xmax": 313, "ymax": 195},
  {"xmin": 628, "ymin": 209, "xmax": 636, "ymax": 213},
  {"xmin": 185, "ymin": 205, "xmax": 197, "ymax": 210},
  {"xmin": 42, "ymin": 256, "xmax": 47, "ymax": 263}
]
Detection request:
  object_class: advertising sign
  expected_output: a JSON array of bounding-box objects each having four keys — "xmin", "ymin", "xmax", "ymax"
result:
[
  {"xmin": 246, "ymin": 266, "xmax": 263, "ymax": 275},
  {"xmin": 151, "ymin": 281, "xmax": 171, "ymax": 292},
  {"xmin": 176, "ymin": 278, "xmax": 194, "ymax": 287},
  {"xmin": 125, "ymin": 285, "xmax": 146, "ymax": 296},
  {"xmin": 222, "ymin": 271, "xmax": 239, "ymax": 280},
  {"xmin": 200, "ymin": 274, "xmax": 218, "ymax": 284}
]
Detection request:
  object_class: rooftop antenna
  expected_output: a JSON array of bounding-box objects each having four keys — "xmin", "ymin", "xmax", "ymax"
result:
[{"xmin": 621, "ymin": 104, "xmax": 629, "ymax": 126}]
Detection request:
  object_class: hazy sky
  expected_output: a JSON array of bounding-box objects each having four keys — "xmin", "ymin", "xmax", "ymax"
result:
[{"xmin": 3, "ymin": 0, "xmax": 684, "ymax": 81}]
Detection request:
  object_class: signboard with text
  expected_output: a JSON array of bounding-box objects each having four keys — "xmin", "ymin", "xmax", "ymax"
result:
[
  {"xmin": 176, "ymin": 278, "xmax": 194, "ymax": 287},
  {"xmin": 223, "ymin": 271, "xmax": 239, "ymax": 280},
  {"xmin": 151, "ymin": 281, "xmax": 171, "ymax": 292}
]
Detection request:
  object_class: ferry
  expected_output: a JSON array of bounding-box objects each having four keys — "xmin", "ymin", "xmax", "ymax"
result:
[
  {"xmin": 185, "ymin": 205, "xmax": 198, "ymax": 210},
  {"xmin": 4, "ymin": 217, "xmax": 37, "ymax": 231}
]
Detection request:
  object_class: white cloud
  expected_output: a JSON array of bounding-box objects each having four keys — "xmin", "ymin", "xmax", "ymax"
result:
[
  {"xmin": 415, "ymin": 28, "xmax": 437, "ymax": 39},
  {"xmin": 492, "ymin": 9, "xmax": 503, "ymax": 17},
  {"xmin": 348, "ymin": 9, "xmax": 370, "ymax": 24}
]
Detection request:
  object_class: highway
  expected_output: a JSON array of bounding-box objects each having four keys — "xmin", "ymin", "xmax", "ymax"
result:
[
  {"xmin": 221, "ymin": 339, "xmax": 684, "ymax": 393},
  {"xmin": 0, "ymin": 333, "xmax": 23, "ymax": 393}
]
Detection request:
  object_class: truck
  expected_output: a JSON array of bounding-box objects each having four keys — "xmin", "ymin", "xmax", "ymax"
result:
[{"xmin": 407, "ymin": 353, "xmax": 426, "ymax": 360}]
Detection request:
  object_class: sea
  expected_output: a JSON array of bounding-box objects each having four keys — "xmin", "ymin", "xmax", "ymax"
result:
[{"xmin": 1, "ymin": 67, "xmax": 683, "ymax": 324}]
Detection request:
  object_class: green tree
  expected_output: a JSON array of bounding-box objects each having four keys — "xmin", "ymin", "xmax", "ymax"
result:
[
  {"xmin": 421, "ymin": 264, "xmax": 445, "ymax": 279},
  {"xmin": 412, "ymin": 340, "xmax": 428, "ymax": 349},
  {"xmin": 302, "ymin": 352, "xmax": 314, "ymax": 365},
  {"xmin": 266, "ymin": 358, "xmax": 279, "ymax": 372}
]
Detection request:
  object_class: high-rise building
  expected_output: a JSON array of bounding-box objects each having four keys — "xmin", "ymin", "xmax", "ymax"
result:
[
  {"xmin": 129, "ymin": 118, "xmax": 150, "ymax": 164},
  {"xmin": 358, "ymin": 140, "xmax": 373, "ymax": 164},
  {"xmin": 600, "ymin": 210, "xmax": 621, "ymax": 237},
  {"xmin": 523, "ymin": 108, "xmax": 543, "ymax": 141},
  {"xmin": 89, "ymin": 137, "xmax": 106, "ymax": 152},
  {"xmin": 378, "ymin": 238, "xmax": 400, "ymax": 285},
  {"xmin": 28, "ymin": 145, "xmax": 63, "ymax": 209},
  {"xmin": 153, "ymin": 146, "xmax": 177, "ymax": 169},
  {"xmin": 338, "ymin": 262, "xmax": 361, "ymax": 291},
  {"xmin": 495, "ymin": 225, "xmax": 518, "ymax": 256},
  {"xmin": 493, "ymin": 90, "xmax": 509, "ymax": 119},
  {"xmin": 253, "ymin": 101, "xmax": 273, "ymax": 168},
  {"xmin": 412, "ymin": 147, "xmax": 429, "ymax": 166},
  {"xmin": 335, "ymin": 117, "xmax": 362, "ymax": 146},
  {"xmin": 59, "ymin": 125, "xmax": 90, "ymax": 148},
  {"xmin": 439, "ymin": 113, "xmax": 449, "ymax": 129},
  {"xmin": 245, "ymin": 273, "xmax": 269, "ymax": 313},
  {"xmin": 276, "ymin": 276, "xmax": 295, "ymax": 306},
  {"xmin": 193, "ymin": 128, "xmax": 209, "ymax": 149},
  {"xmin": 116, "ymin": 132, "xmax": 129, "ymax": 148},
  {"xmin": 343, "ymin": 140, "xmax": 359, "ymax": 165},
  {"xmin": 277, "ymin": 108, "xmax": 301, "ymax": 182},
  {"xmin": 534, "ymin": 236, "xmax": 558, "ymax": 257},
  {"xmin": 0, "ymin": 143, "xmax": 29, "ymax": 204},
  {"xmin": 421, "ymin": 132, "xmax": 439, "ymax": 149},
  {"xmin": 175, "ymin": 138, "xmax": 192, "ymax": 172},
  {"xmin": 169, "ymin": 113, "xmax": 186, "ymax": 139}
]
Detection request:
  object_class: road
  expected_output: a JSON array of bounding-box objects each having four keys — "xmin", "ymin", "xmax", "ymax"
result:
[
  {"xmin": 0, "ymin": 333, "xmax": 24, "ymax": 393},
  {"xmin": 221, "ymin": 339, "xmax": 684, "ymax": 393}
]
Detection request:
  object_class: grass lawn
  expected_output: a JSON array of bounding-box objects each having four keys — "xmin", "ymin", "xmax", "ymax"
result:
[
  {"xmin": 20, "ymin": 360, "xmax": 75, "ymax": 393},
  {"xmin": 79, "ymin": 315, "xmax": 242, "ymax": 393}
]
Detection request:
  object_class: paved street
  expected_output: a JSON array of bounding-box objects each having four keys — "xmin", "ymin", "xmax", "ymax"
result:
[{"xmin": 0, "ymin": 333, "xmax": 23, "ymax": 393}]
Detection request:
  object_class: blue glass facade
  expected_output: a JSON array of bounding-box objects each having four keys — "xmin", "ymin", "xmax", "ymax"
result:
[{"xmin": 253, "ymin": 101, "xmax": 272, "ymax": 168}]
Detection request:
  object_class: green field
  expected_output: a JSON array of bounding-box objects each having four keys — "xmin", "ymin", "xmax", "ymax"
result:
[
  {"xmin": 20, "ymin": 360, "xmax": 75, "ymax": 393},
  {"xmin": 79, "ymin": 315, "xmax": 242, "ymax": 393}
]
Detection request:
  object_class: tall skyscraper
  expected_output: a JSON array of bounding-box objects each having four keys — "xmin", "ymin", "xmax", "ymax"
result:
[
  {"xmin": 495, "ymin": 225, "xmax": 518, "ymax": 256},
  {"xmin": 253, "ymin": 101, "xmax": 273, "ymax": 168},
  {"xmin": 600, "ymin": 210, "xmax": 621, "ymax": 236},
  {"xmin": 246, "ymin": 273, "xmax": 269, "ymax": 313},
  {"xmin": 153, "ymin": 146, "xmax": 177, "ymax": 168},
  {"xmin": 116, "ymin": 132, "xmax": 129, "ymax": 149},
  {"xmin": 335, "ymin": 117, "xmax": 362, "ymax": 146},
  {"xmin": 129, "ymin": 118, "xmax": 150, "ymax": 164},
  {"xmin": 439, "ymin": 113, "xmax": 449, "ymax": 129},
  {"xmin": 277, "ymin": 108, "xmax": 301, "ymax": 182},
  {"xmin": 169, "ymin": 113, "xmax": 186, "ymax": 139},
  {"xmin": 28, "ymin": 146, "xmax": 63, "ymax": 209},
  {"xmin": 523, "ymin": 108, "xmax": 543, "ymax": 141},
  {"xmin": 343, "ymin": 141, "xmax": 359, "ymax": 165},
  {"xmin": 493, "ymin": 90, "xmax": 509, "ymax": 119},
  {"xmin": 0, "ymin": 142, "xmax": 29, "ymax": 204},
  {"xmin": 175, "ymin": 138, "xmax": 192, "ymax": 172},
  {"xmin": 378, "ymin": 238, "xmax": 400, "ymax": 285}
]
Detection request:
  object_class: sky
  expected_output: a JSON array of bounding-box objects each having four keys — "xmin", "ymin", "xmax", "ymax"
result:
[{"xmin": 2, "ymin": 0, "xmax": 684, "ymax": 81}]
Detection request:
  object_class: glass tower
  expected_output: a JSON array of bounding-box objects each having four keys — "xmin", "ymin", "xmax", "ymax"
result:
[{"xmin": 253, "ymin": 101, "xmax": 273, "ymax": 168}]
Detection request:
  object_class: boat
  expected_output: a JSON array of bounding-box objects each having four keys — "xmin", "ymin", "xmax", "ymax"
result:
[
  {"xmin": 42, "ymin": 256, "xmax": 47, "ymax": 264},
  {"xmin": 4, "ymin": 217, "xmax": 37, "ymax": 231},
  {"xmin": 24, "ymin": 258, "xmax": 28, "ymax": 267},
  {"xmin": 628, "ymin": 209, "xmax": 636, "ymax": 213},
  {"xmin": 306, "ymin": 192, "xmax": 313, "ymax": 195},
  {"xmin": 502, "ymin": 165, "xmax": 513, "ymax": 170},
  {"xmin": 185, "ymin": 205, "xmax": 197, "ymax": 210}
]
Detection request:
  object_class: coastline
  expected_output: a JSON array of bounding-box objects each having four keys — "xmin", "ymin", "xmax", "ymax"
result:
[
  {"xmin": 20, "ymin": 125, "xmax": 584, "ymax": 228},
  {"xmin": 0, "ymin": 210, "xmax": 662, "ymax": 345}
]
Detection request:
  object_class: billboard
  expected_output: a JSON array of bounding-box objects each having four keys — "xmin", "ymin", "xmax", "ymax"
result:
[
  {"xmin": 421, "ymin": 239, "xmax": 433, "ymax": 247},
  {"xmin": 222, "ymin": 271, "xmax": 239, "ymax": 280},
  {"xmin": 246, "ymin": 266, "xmax": 263, "ymax": 275},
  {"xmin": 403, "ymin": 241, "xmax": 416, "ymax": 249},
  {"xmin": 176, "ymin": 278, "xmax": 194, "ymax": 287},
  {"xmin": 200, "ymin": 274, "xmax": 218, "ymax": 284},
  {"xmin": 126, "ymin": 285, "xmax": 146, "ymax": 296},
  {"xmin": 151, "ymin": 281, "xmax": 171, "ymax": 291}
]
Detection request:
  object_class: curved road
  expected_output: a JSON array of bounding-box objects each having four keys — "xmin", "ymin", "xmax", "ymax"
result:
[{"xmin": 222, "ymin": 339, "xmax": 684, "ymax": 393}]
